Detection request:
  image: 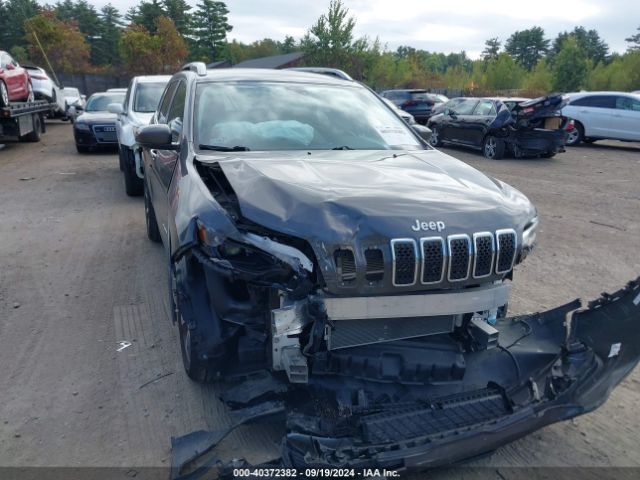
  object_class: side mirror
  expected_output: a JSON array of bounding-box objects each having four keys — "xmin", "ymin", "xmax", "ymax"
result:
[
  {"xmin": 412, "ymin": 124, "xmax": 433, "ymax": 142},
  {"xmin": 135, "ymin": 124, "xmax": 176, "ymax": 150},
  {"xmin": 81, "ymin": 95, "xmax": 86, "ymax": 101},
  {"xmin": 108, "ymin": 103, "xmax": 124, "ymax": 115}
]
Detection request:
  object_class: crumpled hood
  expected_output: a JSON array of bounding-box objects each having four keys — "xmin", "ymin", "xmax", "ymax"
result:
[
  {"xmin": 76, "ymin": 111, "xmax": 117, "ymax": 124},
  {"xmin": 209, "ymin": 149, "xmax": 535, "ymax": 244}
]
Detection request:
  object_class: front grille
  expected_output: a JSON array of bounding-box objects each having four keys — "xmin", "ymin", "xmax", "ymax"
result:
[
  {"xmin": 473, "ymin": 233, "xmax": 494, "ymax": 278},
  {"xmin": 496, "ymin": 230, "xmax": 517, "ymax": 274},
  {"xmin": 421, "ymin": 237, "xmax": 445, "ymax": 284},
  {"xmin": 92, "ymin": 125, "xmax": 117, "ymax": 143},
  {"xmin": 448, "ymin": 235, "xmax": 471, "ymax": 281},
  {"xmin": 391, "ymin": 239, "xmax": 417, "ymax": 286},
  {"xmin": 365, "ymin": 248, "xmax": 384, "ymax": 282},
  {"xmin": 334, "ymin": 249, "xmax": 356, "ymax": 283}
]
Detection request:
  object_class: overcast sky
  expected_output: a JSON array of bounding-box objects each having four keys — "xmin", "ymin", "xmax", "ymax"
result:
[{"xmin": 94, "ymin": 0, "xmax": 639, "ymax": 58}]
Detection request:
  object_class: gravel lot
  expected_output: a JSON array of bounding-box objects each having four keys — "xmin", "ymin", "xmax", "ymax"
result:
[{"xmin": 0, "ymin": 122, "xmax": 639, "ymax": 478}]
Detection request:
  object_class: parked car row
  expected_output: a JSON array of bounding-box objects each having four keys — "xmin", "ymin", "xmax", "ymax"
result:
[{"xmin": 381, "ymin": 89, "xmax": 449, "ymax": 124}]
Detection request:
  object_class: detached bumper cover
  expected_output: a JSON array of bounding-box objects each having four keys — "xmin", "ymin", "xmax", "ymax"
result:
[{"xmin": 170, "ymin": 277, "xmax": 640, "ymax": 478}]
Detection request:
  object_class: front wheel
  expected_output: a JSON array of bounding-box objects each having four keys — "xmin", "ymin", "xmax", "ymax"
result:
[
  {"xmin": 171, "ymin": 262, "xmax": 214, "ymax": 383},
  {"xmin": 123, "ymin": 148, "xmax": 143, "ymax": 197},
  {"xmin": 429, "ymin": 126, "xmax": 442, "ymax": 147},
  {"xmin": 0, "ymin": 81, "xmax": 9, "ymax": 107},
  {"xmin": 483, "ymin": 135, "xmax": 505, "ymax": 159},
  {"xmin": 144, "ymin": 180, "xmax": 162, "ymax": 243},
  {"xmin": 565, "ymin": 123, "xmax": 583, "ymax": 146}
]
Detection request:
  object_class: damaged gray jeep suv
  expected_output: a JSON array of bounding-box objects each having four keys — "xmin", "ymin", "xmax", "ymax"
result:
[{"xmin": 136, "ymin": 64, "xmax": 640, "ymax": 474}]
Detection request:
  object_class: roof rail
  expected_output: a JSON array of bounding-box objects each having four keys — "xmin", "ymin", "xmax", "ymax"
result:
[
  {"xmin": 287, "ymin": 67, "xmax": 353, "ymax": 81},
  {"xmin": 181, "ymin": 62, "xmax": 207, "ymax": 76}
]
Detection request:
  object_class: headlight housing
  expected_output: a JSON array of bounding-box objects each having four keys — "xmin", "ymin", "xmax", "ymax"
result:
[{"xmin": 75, "ymin": 123, "xmax": 90, "ymax": 132}]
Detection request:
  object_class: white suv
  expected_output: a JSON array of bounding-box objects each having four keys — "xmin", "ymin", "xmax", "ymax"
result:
[
  {"xmin": 109, "ymin": 75, "xmax": 170, "ymax": 196},
  {"xmin": 562, "ymin": 91, "xmax": 640, "ymax": 145}
]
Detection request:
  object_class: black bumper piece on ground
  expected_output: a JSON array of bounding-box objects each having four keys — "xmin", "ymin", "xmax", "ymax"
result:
[{"xmin": 170, "ymin": 277, "xmax": 640, "ymax": 479}]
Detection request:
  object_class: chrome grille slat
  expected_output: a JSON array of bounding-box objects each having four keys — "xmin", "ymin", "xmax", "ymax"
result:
[
  {"xmin": 420, "ymin": 237, "xmax": 445, "ymax": 284},
  {"xmin": 495, "ymin": 229, "xmax": 517, "ymax": 274},
  {"xmin": 473, "ymin": 232, "xmax": 495, "ymax": 279},
  {"xmin": 447, "ymin": 234, "xmax": 471, "ymax": 282},
  {"xmin": 391, "ymin": 239, "xmax": 418, "ymax": 286}
]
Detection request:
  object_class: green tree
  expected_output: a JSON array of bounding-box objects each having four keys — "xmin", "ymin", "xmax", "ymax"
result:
[
  {"xmin": 192, "ymin": 0, "xmax": 232, "ymax": 61},
  {"xmin": 483, "ymin": 53, "xmax": 524, "ymax": 90},
  {"xmin": 523, "ymin": 59, "xmax": 553, "ymax": 93},
  {"xmin": 162, "ymin": 0, "xmax": 192, "ymax": 37},
  {"xmin": 550, "ymin": 27, "xmax": 608, "ymax": 64},
  {"xmin": 301, "ymin": 0, "xmax": 356, "ymax": 69},
  {"xmin": 156, "ymin": 16, "xmax": 188, "ymax": 72},
  {"xmin": 552, "ymin": 37, "xmax": 588, "ymax": 92},
  {"xmin": 126, "ymin": 0, "xmax": 166, "ymax": 34},
  {"xmin": 120, "ymin": 24, "xmax": 160, "ymax": 75},
  {"xmin": 95, "ymin": 3, "xmax": 124, "ymax": 67},
  {"xmin": 504, "ymin": 26, "xmax": 549, "ymax": 70},
  {"xmin": 280, "ymin": 35, "xmax": 297, "ymax": 53},
  {"xmin": 481, "ymin": 37, "xmax": 501, "ymax": 61},
  {"xmin": 0, "ymin": 0, "xmax": 40, "ymax": 52},
  {"xmin": 55, "ymin": 1, "xmax": 105, "ymax": 65},
  {"xmin": 25, "ymin": 10, "xmax": 90, "ymax": 73},
  {"xmin": 626, "ymin": 26, "xmax": 640, "ymax": 51}
]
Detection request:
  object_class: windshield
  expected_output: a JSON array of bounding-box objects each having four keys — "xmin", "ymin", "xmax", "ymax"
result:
[
  {"xmin": 86, "ymin": 93, "xmax": 125, "ymax": 112},
  {"xmin": 194, "ymin": 82, "xmax": 423, "ymax": 151},
  {"xmin": 133, "ymin": 82, "xmax": 167, "ymax": 113},
  {"xmin": 63, "ymin": 88, "xmax": 80, "ymax": 98}
]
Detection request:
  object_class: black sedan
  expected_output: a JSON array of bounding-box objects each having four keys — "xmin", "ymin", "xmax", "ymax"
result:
[
  {"xmin": 427, "ymin": 96, "xmax": 571, "ymax": 159},
  {"xmin": 73, "ymin": 91, "xmax": 125, "ymax": 153}
]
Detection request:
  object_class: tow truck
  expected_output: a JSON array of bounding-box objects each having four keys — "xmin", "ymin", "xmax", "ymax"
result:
[{"xmin": 0, "ymin": 100, "xmax": 51, "ymax": 143}]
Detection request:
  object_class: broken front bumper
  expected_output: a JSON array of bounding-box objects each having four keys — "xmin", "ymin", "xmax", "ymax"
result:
[{"xmin": 171, "ymin": 277, "xmax": 640, "ymax": 477}]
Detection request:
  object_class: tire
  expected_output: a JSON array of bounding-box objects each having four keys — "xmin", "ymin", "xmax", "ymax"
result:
[
  {"xmin": 118, "ymin": 146, "xmax": 125, "ymax": 171},
  {"xmin": 144, "ymin": 180, "xmax": 162, "ymax": 243},
  {"xmin": 171, "ymin": 262, "xmax": 214, "ymax": 383},
  {"xmin": 483, "ymin": 135, "xmax": 505, "ymax": 159},
  {"xmin": 76, "ymin": 144, "xmax": 89, "ymax": 153},
  {"xmin": 23, "ymin": 114, "xmax": 42, "ymax": 142},
  {"xmin": 123, "ymin": 148, "xmax": 143, "ymax": 196},
  {"xmin": 565, "ymin": 122, "xmax": 583, "ymax": 146},
  {"xmin": 0, "ymin": 81, "xmax": 9, "ymax": 107},
  {"xmin": 429, "ymin": 125, "xmax": 442, "ymax": 147}
]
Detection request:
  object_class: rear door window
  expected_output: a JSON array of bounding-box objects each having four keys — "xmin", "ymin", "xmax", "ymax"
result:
[
  {"xmin": 570, "ymin": 95, "xmax": 615, "ymax": 108},
  {"xmin": 615, "ymin": 96, "xmax": 640, "ymax": 111},
  {"xmin": 473, "ymin": 100, "xmax": 495, "ymax": 116},
  {"xmin": 453, "ymin": 99, "xmax": 479, "ymax": 115}
]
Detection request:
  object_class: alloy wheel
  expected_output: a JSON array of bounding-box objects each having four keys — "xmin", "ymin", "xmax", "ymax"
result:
[
  {"xmin": 0, "ymin": 82, "xmax": 9, "ymax": 106},
  {"xmin": 566, "ymin": 129, "xmax": 579, "ymax": 145},
  {"xmin": 484, "ymin": 137, "xmax": 497, "ymax": 158},
  {"xmin": 429, "ymin": 128, "xmax": 439, "ymax": 146}
]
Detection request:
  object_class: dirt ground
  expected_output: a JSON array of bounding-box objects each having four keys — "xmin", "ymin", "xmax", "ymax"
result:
[{"xmin": 0, "ymin": 122, "xmax": 639, "ymax": 478}]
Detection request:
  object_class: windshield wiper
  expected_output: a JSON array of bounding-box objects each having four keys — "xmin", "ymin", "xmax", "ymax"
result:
[
  {"xmin": 332, "ymin": 145, "xmax": 355, "ymax": 150},
  {"xmin": 199, "ymin": 144, "xmax": 251, "ymax": 152}
]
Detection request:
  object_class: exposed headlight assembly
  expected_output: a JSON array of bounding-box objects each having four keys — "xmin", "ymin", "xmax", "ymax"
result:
[
  {"xmin": 75, "ymin": 123, "xmax": 90, "ymax": 131},
  {"xmin": 521, "ymin": 216, "xmax": 539, "ymax": 260}
]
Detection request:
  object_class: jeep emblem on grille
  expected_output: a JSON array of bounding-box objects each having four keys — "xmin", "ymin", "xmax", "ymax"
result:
[{"xmin": 411, "ymin": 219, "xmax": 446, "ymax": 232}]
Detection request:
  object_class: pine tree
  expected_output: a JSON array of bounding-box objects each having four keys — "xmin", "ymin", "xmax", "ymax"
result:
[
  {"xmin": 192, "ymin": 0, "xmax": 232, "ymax": 62},
  {"xmin": 96, "ymin": 3, "xmax": 124, "ymax": 66}
]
